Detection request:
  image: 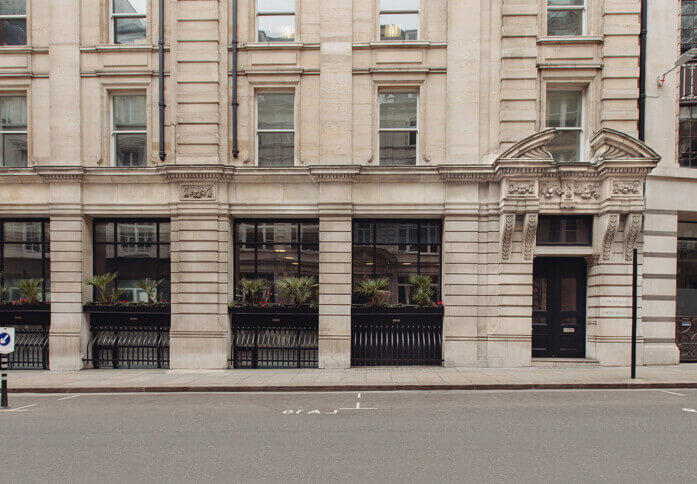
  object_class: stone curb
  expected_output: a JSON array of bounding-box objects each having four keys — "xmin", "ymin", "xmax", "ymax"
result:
[{"xmin": 9, "ymin": 382, "xmax": 697, "ymax": 393}]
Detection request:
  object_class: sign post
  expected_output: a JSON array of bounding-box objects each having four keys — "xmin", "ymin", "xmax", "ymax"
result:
[
  {"xmin": 631, "ymin": 249, "xmax": 638, "ymax": 380},
  {"xmin": 0, "ymin": 327, "xmax": 15, "ymax": 408}
]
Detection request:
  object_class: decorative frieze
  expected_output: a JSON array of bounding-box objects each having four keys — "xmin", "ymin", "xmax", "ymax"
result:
[
  {"xmin": 538, "ymin": 181, "xmax": 599, "ymax": 201},
  {"xmin": 613, "ymin": 180, "xmax": 641, "ymax": 195},
  {"xmin": 508, "ymin": 180, "xmax": 536, "ymax": 196},
  {"xmin": 181, "ymin": 184, "xmax": 215, "ymax": 201}
]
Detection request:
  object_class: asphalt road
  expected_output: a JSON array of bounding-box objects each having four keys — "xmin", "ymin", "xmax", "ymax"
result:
[{"xmin": 1, "ymin": 389, "xmax": 697, "ymax": 483}]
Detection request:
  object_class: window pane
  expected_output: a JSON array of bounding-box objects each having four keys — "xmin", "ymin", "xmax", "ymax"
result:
[
  {"xmin": 380, "ymin": 13, "xmax": 418, "ymax": 40},
  {"xmin": 258, "ymin": 132, "xmax": 294, "ymax": 167},
  {"xmin": 547, "ymin": 130, "xmax": 581, "ymax": 162},
  {"xmin": 678, "ymin": 237, "xmax": 697, "ymax": 315},
  {"xmin": 114, "ymin": 17, "xmax": 147, "ymax": 44},
  {"xmin": 3, "ymin": 221, "xmax": 40, "ymax": 243},
  {"xmin": 258, "ymin": 93, "xmax": 294, "ymax": 129},
  {"xmin": 95, "ymin": 222, "xmax": 115, "ymax": 243},
  {"xmin": 93, "ymin": 243, "xmax": 116, "ymax": 278},
  {"xmin": 114, "ymin": 95, "xmax": 146, "ymax": 130},
  {"xmin": 679, "ymin": 222, "xmax": 697, "ymax": 239},
  {"xmin": 257, "ymin": 0, "xmax": 294, "ymax": 13},
  {"xmin": 375, "ymin": 222, "xmax": 418, "ymax": 244},
  {"xmin": 3, "ymin": 244, "xmax": 44, "ymax": 301},
  {"xmin": 548, "ymin": 0, "xmax": 584, "ymax": 5},
  {"xmin": 0, "ymin": 19, "xmax": 25, "ymax": 45},
  {"xmin": 159, "ymin": 223, "xmax": 170, "ymax": 242},
  {"xmin": 547, "ymin": 91, "xmax": 581, "ymax": 128},
  {"xmin": 0, "ymin": 96, "xmax": 26, "ymax": 129},
  {"xmin": 115, "ymin": 245, "xmax": 157, "ymax": 303},
  {"xmin": 0, "ymin": 0, "xmax": 25, "ymax": 15},
  {"xmin": 380, "ymin": 0, "xmax": 419, "ymax": 11},
  {"xmin": 115, "ymin": 133, "xmax": 147, "ymax": 167},
  {"xmin": 300, "ymin": 222, "xmax": 319, "ymax": 244},
  {"xmin": 257, "ymin": 15, "xmax": 295, "ymax": 42},
  {"xmin": 257, "ymin": 244, "xmax": 298, "ymax": 302},
  {"xmin": 113, "ymin": 0, "xmax": 147, "ymax": 14},
  {"xmin": 420, "ymin": 223, "xmax": 441, "ymax": 245},
  {"xmin": 299, "ymin": 244, "xmax": 319, "ymax": 279},
  {"xmin": 380, "ymin": 131, "xmax": 416, "ymax": 166},
  {"xmin": 537, "ymin": 216, "xmax": 592, "ymax": 245},
  {"xmin": 257, "ymin": 222, "xmax": 298, "ymax": 244},
  {"xmin": 1, "ymin": 133, "xmax": 26, "ymax": 167},
  {"xmin": 548, "ymin": 10, "xmax": 582, "ymax": 36},
  {"xmin": 117, "ymin": 222, "xmax": 156, "ymax": 244},
  {"xmin": 380, "ymin": 92, "xmax": 417, "ymax": 129},
  {"xmin": 353, "ymin": 222, "xmax": 373, "ymax": 244},
  {"xmin": 236, "ymin": 222, "xmax": 256, "ymax": 244}
]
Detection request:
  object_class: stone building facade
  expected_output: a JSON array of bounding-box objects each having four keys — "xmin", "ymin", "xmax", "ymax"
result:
[{"xmin": 0, "ymin": 0, "xmax": 667, "ymax": 370}]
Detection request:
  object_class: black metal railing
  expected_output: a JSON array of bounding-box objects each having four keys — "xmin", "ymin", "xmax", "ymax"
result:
[
  {"xmin": 229, "ymin": 308, "xmax": 318, "ymax": 368},
  {"xmin": 678, "ymin": 317, "xmax": 697, "ymax": 362},
  {"xmin": 84, "ymin": 306, "xmax": 170, "ymax": 369},
  {"xmin": 0, "ymin": 306, "xmax": 50, "ymax": 369},
  {"xmin": 352, "ymin": 307, "xmax": 443, "ymax": 366}
]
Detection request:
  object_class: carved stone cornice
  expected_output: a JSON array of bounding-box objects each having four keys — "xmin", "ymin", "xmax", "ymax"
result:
[
  {"xmin": 438, "ymin": 165, "xmax": 493, "ymax": 181},
  {"xmin": 34, "ymin": 166, "xmax": 85, "ymax": 182},
  {"xmin": 590, "ymin": 128, "xmax": 660, "ymax": 163},
  {"xmin": 309, "ymin": 165, "xmax": 361, "ymax": 182},
  {"xmin": 158, "ymin": 165, "xmax": 233, "ymax": 182},
  {"xmin": 522, "ymin": 213, "xmax": 538, "ymax": 261},
  {"xmin": 500, "ymin": 213, "xmax": 515, "ymax": 261},
  {"xmin": 498, "ymin": 128, "xmax": 555, "ymax": 161},
  {"xmin": 624, "ymin": 214, "xmax": 642, "ymax": 261}
]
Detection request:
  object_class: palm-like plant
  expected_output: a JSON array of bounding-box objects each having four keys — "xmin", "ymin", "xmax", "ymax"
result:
[
  {"xmin": 239, "ymin": 278, "xmax": 272, "ymax": 305},
  {"xmin": 134, "ymin": 278, "xmax": 165, "ymax": 305},
  {"xmin": 17, "ymin": 278, "xmax": 44, "ymax": 304},
  {"xmin": 276, "ymin": 276, "xmax": 318, "ymax": 307},
  {"xmin": 84, "ymin": 272, "xmax": 123, "ymax": 305},
  {"xmin": 0, "ymin": 272, "xmax": 7, "ymax": 303},
  {"xmin": 355, "ymin": 277, "xmax": 390, "ymax": 306},
  {"xmin": 409, "ymin": 274, "xmax": 435, "ymax": 307}
]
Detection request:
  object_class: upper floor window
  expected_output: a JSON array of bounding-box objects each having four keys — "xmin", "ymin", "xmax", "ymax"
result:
[
  {"xmin": 112, "ymin": 94, "xmax": 147, "ymax": 167},
  {"xmin": 683, "ymin": 1, "xmax": 697, "ymax": 53},
  {"xmin": 257, "ymin": 0, "xmax": 295, "ymax": 42},
  {"xmin": 0, "ymin": 95, "xmax": 27, "ymax": 167},
  {"xmin": 379, "ymin": 91, "xmax": 418, "ymax": 166},
  {"xmin": 546, "ymin": 89, "xmax": 583, "ymax": 162},
  {"xmin": 257, "ymin": 92, "xmax": 294, "ymax": 167},
  {"xmin": 112, "ymin": 0, "xmax": 147, "ymax": 45},
  {"xmin": 547, "ymin": 0, "xmax": 584, "ymax": 36},
  {"xmin": 537, "ymin": 216, "xmax": 592, "ymax": 246},
  {"xmin": 380, "ymin": 0, "xmax": 418, "ymax": 41},
  {"xmin": 0, "ymin": 0, "xmax": 26, "ymax": 45}
]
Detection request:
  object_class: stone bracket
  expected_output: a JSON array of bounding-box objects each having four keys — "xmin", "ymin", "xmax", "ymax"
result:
[
  {"xmin": 500, "ymin": 213, "xmax": 515, "ymax": 261},
  {"xmin": 601, "ymin": 213, "xmax": 620, "ymax": 261},
  {"xmin": 522, "ymin": 213, "xmax": 538, "ymax": 261},
  {"xmin": 624, "ymin": 213, "xmax": 643, "ymax": 261}
]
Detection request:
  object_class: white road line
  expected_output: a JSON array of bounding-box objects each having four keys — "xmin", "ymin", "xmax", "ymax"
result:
[
  {"xmin": 0, "ymin": 403, "xmax": 37, "ymax": 412},
  {"xmin": 661, "ymin": 390, "xmax": 685, "ymax": 397},
  {"xmin": 57, "ymin": 394, "xmax": 80, "ymax": 401},
  {"xmin": 357, "ymin": 393, "xmax": 361, "ymax": 399},
  {"xmin": 682, "ymin": 408, "xmax": 697, "ymax": 413}
]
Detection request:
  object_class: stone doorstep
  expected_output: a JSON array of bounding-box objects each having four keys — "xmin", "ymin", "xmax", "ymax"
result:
[{"xmin": 531, "ymin": 358, "xmax": 601, "ymax": 368}]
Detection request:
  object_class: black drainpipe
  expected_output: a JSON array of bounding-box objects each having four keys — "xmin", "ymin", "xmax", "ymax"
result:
[
  {"xmin": 638, "ymin": 0, "xmax": 647, "ymax": 142},
  {"xmin": 158, "ymin": 0, "xmax": 166, "ymax": 161},
  {"xmin": 232, "ymin": 0, "xmax": 239, "ymax": 158}
]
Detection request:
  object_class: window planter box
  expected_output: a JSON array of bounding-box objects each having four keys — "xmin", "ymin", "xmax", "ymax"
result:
[
  {"xmin": 0, "ymin": 303, "xmax": 50, "ymax": 314},
  {"xmin": 351, "ymin": 305, "xmax": 444, "ymax": 367},
  {"xmin": 83, "ymin": 304, "xmax": 170, "ymax": 369},
  {"xmin": 229, "ymin": 306, "xmax": 318, "ymax": 369}
]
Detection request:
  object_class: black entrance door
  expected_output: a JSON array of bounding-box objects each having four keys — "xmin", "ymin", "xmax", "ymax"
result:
[{"xmin": 532, "ymin": 258, "xmax": 587, "ymax": 358}]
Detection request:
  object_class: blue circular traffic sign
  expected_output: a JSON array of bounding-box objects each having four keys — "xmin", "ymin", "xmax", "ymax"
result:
[{"xmin": 0, "ymin": 332, "xmax": 10, "ymax": 346}]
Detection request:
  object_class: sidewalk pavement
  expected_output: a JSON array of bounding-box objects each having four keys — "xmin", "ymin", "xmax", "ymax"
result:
[{"xmin": 5, "ymin": 365, "xmax": 697, "ymax": 392}]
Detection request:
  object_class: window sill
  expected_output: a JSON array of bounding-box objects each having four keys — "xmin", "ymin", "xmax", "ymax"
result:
[
  {"xmin": 353, "ymin": 40, "xmax": 446, "ymax": 49},
  {"xmin": 537, "ymin": 36, "xmax": 604, "ymax": 44},
  {"xmin": 81, "ymin": 44, "xmax": 158, "ymax": 53},
  {"xmin": 238, "ymin": 42, "xmax": 318, "ymax": 50}
]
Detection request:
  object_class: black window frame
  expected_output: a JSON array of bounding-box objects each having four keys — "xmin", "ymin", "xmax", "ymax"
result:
[
  {"xmin": 92, "ymin": 219, "xmax": 170, "ymax": 303},
  {"xmin": 536, "ymin": 215, "xmax": 593, "ymax": 246},
  {"xmin": 352, "ymin": 219, "xmax": 442, "ymax": 305},
  {"xmin": 233, "ymin": 219, "xmax": 319, "ymax": 301},
  {"xmin": 0, "ymin": 218, "xmax": 50, "ymax": 302}
]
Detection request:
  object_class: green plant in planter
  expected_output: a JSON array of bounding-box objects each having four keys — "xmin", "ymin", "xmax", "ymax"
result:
[
  {"xmin": 17, "ymin": 278, "xmax": 44, "ymax": 304},
  {"xmin": 239, "ymin": 278, "xmax": 272, "ymax": 305},
  {"xmin": 355, "ymin": 277, "xmax": 390, "ymax": 306},
  {"xmin": 0, "ymin": 273, "xmax": 8, "ymax": 303},
  {"xmin": 134, "ymin": 278, "xmax": 166, "ymax": 305},
  {"xmin": 409, "ymin": 274, "xmax": 435, "ymax": 307},
  {"xmin": 276, "ymin": 276, "xmax": 318, "ymax": 307},
  {"xmin": 84, "ymin": 272, "xmax": 124, "ymax": 305}
]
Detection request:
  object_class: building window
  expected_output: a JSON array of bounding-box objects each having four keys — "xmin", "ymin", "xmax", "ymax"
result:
[
  {"xmin": 683, "ymin": 1, "xmax": 697, "ymax": 53},
  {"xmin": 257, "ymin": 0, "xmax": 295, "ymax": 42},
  {"xmin": 379, "ymin": 0, "xmax": 419, "ymax": 41},
  {"xmin": 379, "ymin": 91, "xmax": 418, "ymax": 166},
  {"xmin": 547, "ymin": 0, "xmax": 584, "ymax": 36},
  {"xmin": 546, "ymin": 89, "xmax": 583, "ymax": 162},
  {"xmin": 0, "ymin": 0, "xmax": 26, "ymax": 46},
  {"xmin": 93, "ymin": 220, "xmax": 170, "ymax": 303},
  {"xmin": 234, "ymin": 220, "xmax": 319, "ymax": 304},
  {"xmin": 352, "ymin": 221, "xmax": 441, "ymax": 305},
  {"xmin": 112, "ymin": 0, "xmax": 147, "ymax": 44},
  {"xmin": 678, "ymin": 222, "xmax": 697, "ymax": 316},
  {"xmin": 257, "ymin": 92, "xmax": 294, "ymax": 167},
  {"xmin": 0, "ymin": 221, "xmax": 50, "ymax": 302},
  {"xmin": 537, "ymin": 216, "xmax": 592, "ymax": 246},
  {"xmin": 0, "ymin": 95, "xmax": 27, "ymax": 167},
  {"xmin": 112, "ymin": 94, "xmax": 147, "ymax": 167}
]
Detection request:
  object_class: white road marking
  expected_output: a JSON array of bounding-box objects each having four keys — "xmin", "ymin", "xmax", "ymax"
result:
[
  {"xmin": 357, "ymin": 393, "xmax": 361, "ymax": 399},
  {"xmin": 682, "ymin": 408, "xmax": 697, "ymax": 413},
  {"xmin": 58, "ymin": 394, "xmax": 80, "ymax": 401},
  {"xmin": 0, "ymin": 403, "xmax": 37, "ymax": 412},
  {"xmin": 661, "ymin": 390, "xmax": 685, "ymax": 397}
]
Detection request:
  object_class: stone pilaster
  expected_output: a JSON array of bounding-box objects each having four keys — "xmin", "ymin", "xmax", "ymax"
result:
[
  {"xmin": 48, "ymin": 215, "xmax": 88, "ymax": 370},
  {"xmin": 318, "ymin": 215, "xmax": 352, "ymax": 369},
  {"xmin": 169, "ymin": 209, "xmax": 229, "ymax": 368}
]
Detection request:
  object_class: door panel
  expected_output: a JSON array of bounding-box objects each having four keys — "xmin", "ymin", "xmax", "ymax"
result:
[{"xmin": 532, "ymin": 258, "xmax": 587, "ymax": 358}]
